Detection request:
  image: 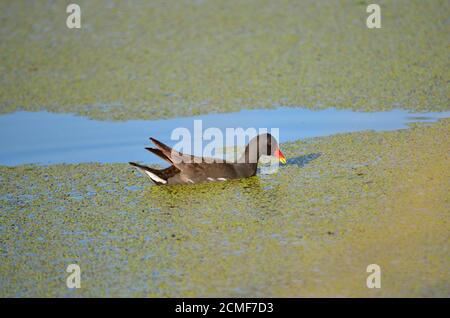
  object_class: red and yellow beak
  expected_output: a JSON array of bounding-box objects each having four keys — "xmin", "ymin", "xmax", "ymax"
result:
[{"xmin": 275, "ymin": 148, "xmax": 287, "ymax": 164}]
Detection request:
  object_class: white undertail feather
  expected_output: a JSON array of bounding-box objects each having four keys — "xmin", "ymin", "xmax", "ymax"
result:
[{"xmin": 144, "ymin": 170, "xmax": 167, "ymax": 184}]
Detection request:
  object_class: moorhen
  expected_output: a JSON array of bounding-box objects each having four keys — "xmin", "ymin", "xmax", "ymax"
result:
[{"xmin": 129, "ymin": 133, "xmax": 286, "ymax": 185}]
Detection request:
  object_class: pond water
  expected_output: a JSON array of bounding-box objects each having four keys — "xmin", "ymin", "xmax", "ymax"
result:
[{"xmin": 0, "ymin": 107, "xmax": 449, "ymax": 166}]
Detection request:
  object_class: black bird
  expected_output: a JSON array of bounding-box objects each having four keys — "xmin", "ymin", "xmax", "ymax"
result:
[{"xmin": 129, "ymin": 133, "xmax": 286, "ymax": 185}]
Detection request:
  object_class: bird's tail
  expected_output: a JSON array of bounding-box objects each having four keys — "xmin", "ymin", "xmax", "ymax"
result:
[{"xmin": 129, "ymin": 162, "xmax": 168, "ymax": 185}]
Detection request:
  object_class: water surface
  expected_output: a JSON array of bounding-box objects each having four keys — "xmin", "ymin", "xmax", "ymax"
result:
[{"xmin": 0, "ymin": 107, "xmax": 448, "ymax": 166}]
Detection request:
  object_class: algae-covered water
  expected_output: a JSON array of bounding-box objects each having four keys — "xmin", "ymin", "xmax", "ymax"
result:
[
  {"xmin": 1, "ymin": 120, "xmax": 449, "ymax": 297},
  {"xmin": 0, "ymin": 0, "xmax": 449, "ymax": 297},
  {"xmin": 1, "ymin": 0, "xmax": 449, "ymax": 120}
]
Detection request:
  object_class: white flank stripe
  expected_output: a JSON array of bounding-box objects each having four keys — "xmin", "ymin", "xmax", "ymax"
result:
[
  {"xmin": 217, "ymin": 178, "xmax": 227, "ymax": 181},
  {"xmin": 207, "ymin": 177, "xmax": 215, "ymax": 181},
  {"xmin": 144, "ymin": 170, "xmax": 167, "ymax": 184}
]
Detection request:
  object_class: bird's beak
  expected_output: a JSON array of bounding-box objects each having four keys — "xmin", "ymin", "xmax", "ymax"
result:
[{"xmin": 275, "ymin": 148, "xmax": 287, "ymax": 164}]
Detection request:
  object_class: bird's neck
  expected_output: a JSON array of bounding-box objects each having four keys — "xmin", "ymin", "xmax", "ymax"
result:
[{"xmin": 238, "ymin": 143, "xmax": 260, "ymax": 164}]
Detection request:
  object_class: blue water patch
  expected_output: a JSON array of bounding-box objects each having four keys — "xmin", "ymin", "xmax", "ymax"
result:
[{"xmin": 0, "ymin": 108, "xmax": 448, "ymax": 166}]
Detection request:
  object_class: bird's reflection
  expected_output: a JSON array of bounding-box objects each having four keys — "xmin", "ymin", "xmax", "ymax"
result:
[{"xmin": 286, "ymin": 153, "xmax": 322, "ymax": 167}]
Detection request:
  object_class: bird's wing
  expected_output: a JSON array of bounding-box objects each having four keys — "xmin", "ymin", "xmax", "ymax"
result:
[{"xmin": 149, "ymin": 137, "xmax": 214, "ymax": 168}]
